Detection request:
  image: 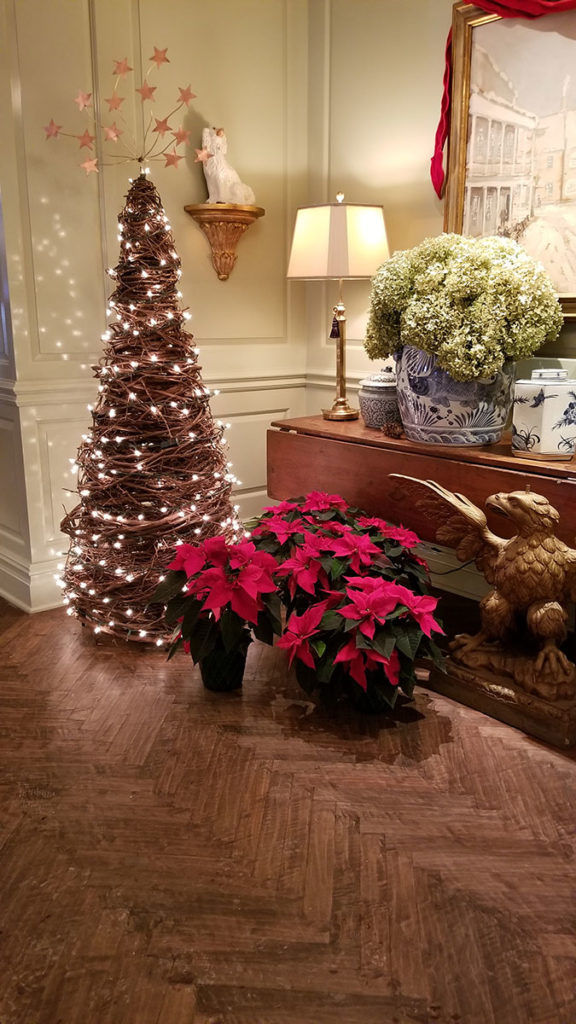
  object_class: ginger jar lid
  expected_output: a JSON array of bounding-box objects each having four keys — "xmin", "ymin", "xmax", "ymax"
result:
[
  {"xmin": 516, "ymin": 367, "xmax": 576, "ymax": 387},
  {"xmin": 359, "ymin": 367, "xmax": 397, "ymax": 391}
]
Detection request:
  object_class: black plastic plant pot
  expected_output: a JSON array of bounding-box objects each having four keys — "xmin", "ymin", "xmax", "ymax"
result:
[{"xmin": 199, "ymin": 644, "xmax": 247, "ymax": 692}]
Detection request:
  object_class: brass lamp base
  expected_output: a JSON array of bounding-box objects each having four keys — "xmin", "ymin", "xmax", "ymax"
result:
[{"xmin": 322, "ymin": 398, "xmax": 359, "ymax": 421}]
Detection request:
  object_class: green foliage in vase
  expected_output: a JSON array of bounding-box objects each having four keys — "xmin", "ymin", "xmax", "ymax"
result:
[{"xmin": 364, "ymin": 233, "xmax": 563, "ymax": 382}]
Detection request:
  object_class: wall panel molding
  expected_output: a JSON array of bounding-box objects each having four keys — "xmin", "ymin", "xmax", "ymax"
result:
[
  {"xmin": 306, "ymin": 370, "xmax": 362, "ymax": 391},
  {"xmin": 13, "ymin": 374, "xmax": 307, "ymax": 406}
]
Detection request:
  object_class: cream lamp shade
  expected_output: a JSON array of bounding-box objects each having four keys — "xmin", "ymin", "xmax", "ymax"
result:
[
  {"xmin": 286, "ymin": 201, "xmax": 389, "ymax": 280},
  {"xmin": 286, "ymin": 195, "xmax": 389, "ymax": 421}
]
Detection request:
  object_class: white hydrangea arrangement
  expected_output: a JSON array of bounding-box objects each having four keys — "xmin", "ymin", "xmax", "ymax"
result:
[{"xmin": 364, "ymin": 233, "xmax": 563, "ymax": 382}]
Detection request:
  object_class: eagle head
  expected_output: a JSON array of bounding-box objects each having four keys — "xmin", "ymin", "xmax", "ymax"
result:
[{"xmin": 485, "ymin": 490, "xmax": 559, "ymax": 534}]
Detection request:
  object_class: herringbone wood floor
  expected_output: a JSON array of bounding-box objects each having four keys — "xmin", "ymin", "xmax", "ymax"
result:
[{"xmin": 0, "ymin": 599, "xmax": 574, "ymax": 1024}]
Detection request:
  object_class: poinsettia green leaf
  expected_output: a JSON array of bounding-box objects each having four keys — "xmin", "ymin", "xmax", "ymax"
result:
[
  {"xmin": 254, "ymin": 537, "xmax": 281, "ymax": 554},
  {"xmin": 316, "ymin": 658, "xmax": 336, "ymax": 683},
  {"xmin": 320, "ymin": 610, "xmax": 344, "ymax": 632},
  {"xmin": 188, "ymin": 618, "xmax": 218, "ymax": 664},
  {"xmin": 287, "ymin": 505, "xmax": 305, "ymax": 521},
  {"xmin": 355, "ymin": 632, "xmax": 372, "ymax": 650},
  {"xmin": 150, "ymin": 570, "xmax": 187, "ymax": 604},
  {"xmin": 180, "ymin": 599, "xmax": 203, "ymax": 639},
  {"xmin": 368, "ymin": 674, "xmax": 399, "ymax": 708},
  {"xmin": 262, "ymin": 591, "xmax": 283, "ymax": 635},
  {"xmin": 400, "ymin": 673, "xmax": 415, "ymax": 699},
  {"xmin": 164, "ymin": 595, "xmax": 189, "ymax": 627},
  {"xmin": 386, "ymin": 605, "xmax": 409, "ymax": 621},
  {"xmin": 427, "ymin": 639, "xmax": 446, "ymax": 670},
  {"xmin": 406, "ymin": 562, "xmax": 427, "ymax": 578},
  {"xmin": 167, "ymin": 636, "xmax": 182, "ymax": 661},
  {"xmin": 393, "ymin": 626, "xmax": 422, "ymax": 661},
  {"xmin": 331, "ymin": 559, "xmax": 349, "ymax": 580},
  {"xmin": 310, "ymin": 638, "xmax": 326, "ymax": 658},
  {"xmin": 372, "ymin": 630, "xmax": 396, "ymax": 659},
  {"xmin": 383, "ymin": 542, "xmax": 404, "ymax": 555},
  {"xmin": 253, "ymin": 610, "xmax": 276, "ymax": 646},
  {"xmin": 397, "ymin": 659, "xmax": 416, "ymax": 697}
]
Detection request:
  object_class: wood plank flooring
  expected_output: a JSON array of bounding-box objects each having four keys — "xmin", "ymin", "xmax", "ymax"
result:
[{"xmin": 0, "ymin": 598, "xmax": 575, "ymax": 1024}]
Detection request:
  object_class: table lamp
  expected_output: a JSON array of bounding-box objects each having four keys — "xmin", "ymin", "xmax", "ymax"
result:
[{"xmin": 287, "ymin": 193, "xmax": 389, "ymax": 420}]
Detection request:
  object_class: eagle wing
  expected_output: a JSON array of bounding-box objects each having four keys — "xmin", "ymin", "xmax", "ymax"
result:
[
  {"xmin": 389, "ymin": 474, "xmax": 505, "ymax": 585},
  {"xmin": 567, "ymin": 546, "xmax": 576, "ymax": 603}
]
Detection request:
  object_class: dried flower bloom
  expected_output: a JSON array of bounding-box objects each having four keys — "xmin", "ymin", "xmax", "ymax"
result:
[{"xmin": 365, "ymin": 233, "xmax": 563, "ymax": 382}]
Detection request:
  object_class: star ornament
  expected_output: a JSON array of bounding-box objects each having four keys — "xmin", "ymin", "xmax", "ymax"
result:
[
  {"xmin": 105, "ymin": 93, "xmax": 125, "ymax": 111},
  {"xmin": 74, "ymin": 91, "xmax": 92, "ymax": 111},
  {"xmin": 104, "ymin": 122, "xmax": 122, "ymax": 142},
  {"xmin": 44, "ymin": 118, "xmax": 62, "ymax": 139},
  {"xmin": 164, "ymin": 149, "xmax": 183, "ymax": 169},
  {"xmin": 136, "ymin": 82, "xmax": 156, "ymax": 102},
  {"xmin": 153, "ymin": 116, "xmax": 171, "ymax": 137},
  {"xmin": 77, "ymin": 129, "xmax": 95, "ymax": 150},
  {"xmin": 80, "ymin": 158, "xmax": 98, "ymax": 175},
  {"xmin": 172, "ymin": 126, "xmax": 191, "ymax": 145},
  {"xmin": 113, "ymin": 58, "xmax": 133, "ymax": 77},
  {"xmin": 194, "ymin": 148, "xmax": 212, "ymax": 163},
  {"xmin": 150, "ymin": 46, "xmax": 169, "ymax": 68},
  {"xmin": 178, "ymin": 85, "xmax": 196, "ymax": 107}
]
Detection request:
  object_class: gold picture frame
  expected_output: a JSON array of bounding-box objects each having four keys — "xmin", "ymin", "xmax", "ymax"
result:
[{"xmin": 444, "ymin": 2, "xmax": 576, "ymax": 318}]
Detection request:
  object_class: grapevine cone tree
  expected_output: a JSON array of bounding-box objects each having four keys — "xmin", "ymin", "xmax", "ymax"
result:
[{"xmin": 60, "ymin": 172, "xmax": 243, "ymax": 644}]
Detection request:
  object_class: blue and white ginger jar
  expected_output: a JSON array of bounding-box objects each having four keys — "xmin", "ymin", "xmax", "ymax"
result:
[
  {"xmin": 358, "ymin": 367, "xmax": 402, "ymax": 430},
  {"xmin": 512, "ymin": 367, "xmax": 576, "ymax": 460}
]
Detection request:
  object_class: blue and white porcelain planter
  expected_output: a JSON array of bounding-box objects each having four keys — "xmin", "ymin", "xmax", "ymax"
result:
[{"xmin": 395, "ymin": 345, "xmax": 514, "ymax": 446}]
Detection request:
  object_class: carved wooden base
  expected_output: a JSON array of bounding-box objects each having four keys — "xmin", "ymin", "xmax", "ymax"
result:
[{"xmin": 428, "ymin": 658, "xmax": 576, "ymax": 748}]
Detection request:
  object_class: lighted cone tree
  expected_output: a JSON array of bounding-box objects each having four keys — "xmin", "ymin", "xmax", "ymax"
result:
[{"xmin": 59, "ymin": 171, "xmax": 244, "ymax": 644}]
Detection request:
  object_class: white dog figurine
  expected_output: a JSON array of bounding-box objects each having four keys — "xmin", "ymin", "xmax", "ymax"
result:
[{"xmin": 201, "ymin": 127, "xmax": 255, "ymax": 205}]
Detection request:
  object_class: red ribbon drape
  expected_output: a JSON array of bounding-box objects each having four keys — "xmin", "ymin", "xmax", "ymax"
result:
[{"xmin": 431, "ymin": 0, "xmax": 576, "ymax": 198}]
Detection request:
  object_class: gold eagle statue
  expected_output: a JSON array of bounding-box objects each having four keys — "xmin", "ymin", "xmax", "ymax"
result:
[{"xmin": 390, "ymin": 476, "xmax": 576, "ymax": 702}]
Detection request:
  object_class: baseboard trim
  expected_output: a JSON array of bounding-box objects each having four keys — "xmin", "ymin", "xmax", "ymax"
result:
[{"xmin": 0, "ymin": 551, "xmax": 64, "ymax": 613}]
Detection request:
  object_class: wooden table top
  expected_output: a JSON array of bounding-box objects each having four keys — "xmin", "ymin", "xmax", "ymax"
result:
[{"xmin": 270, "ymin": 416, "xmax": 576, "ymax": 481}]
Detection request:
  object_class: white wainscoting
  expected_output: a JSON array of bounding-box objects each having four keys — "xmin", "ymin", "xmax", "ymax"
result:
[{"xmin": 8, "ymin": 377, "xmax": 305, "ymax": 611}]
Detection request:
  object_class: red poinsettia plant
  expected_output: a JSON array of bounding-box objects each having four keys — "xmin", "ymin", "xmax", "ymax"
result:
[
  {"xmin": 151, "ymin": 535, "xmax": 282, "ymax": 688},
  {"xmin": 247, "ymin": 493, "xmax": 444, "ymax": 710},
  {"xmin": 153, "ymin": 491, "xmax": 444, "ymax": 709}
]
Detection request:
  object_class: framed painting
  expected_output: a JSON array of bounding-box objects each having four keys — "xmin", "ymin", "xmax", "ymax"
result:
[{"xmin": 444, "ymin": 3, "xmax": 576, "ymax": 317}]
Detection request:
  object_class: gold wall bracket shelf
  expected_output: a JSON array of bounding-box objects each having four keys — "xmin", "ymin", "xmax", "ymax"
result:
[{"xmin": 183, "ymin": 203, "xmax": 265, "ymax": 280}]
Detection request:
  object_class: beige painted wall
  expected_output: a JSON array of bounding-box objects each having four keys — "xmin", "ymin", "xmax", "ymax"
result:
[
  {"xmin": 304, "ymin": 0, "xmax": 575, "ymax": 413},
  {"xmin": 303, "ymin": 0, "xmax": 455, "ymax": 409},
  {"xmin": 0, "ymin": 0, "xmax": 308, "ymax": 610},
  {"xmin": 1, "ymin": 0, "xmax": 574, "ymax": 610}
]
